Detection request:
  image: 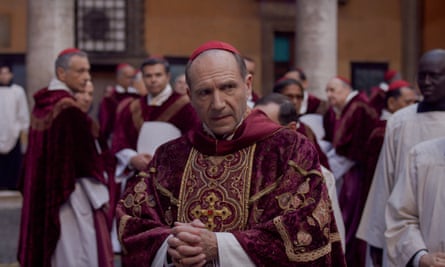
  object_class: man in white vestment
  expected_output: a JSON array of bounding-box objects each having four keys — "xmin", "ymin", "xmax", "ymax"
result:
[
  {"xmin": 357, "ymin": 49, "xmax": 445, "ymax": 267},
  {"xmin": 385, "ymin": 137, "xmax": 445, "ymax": 267}
]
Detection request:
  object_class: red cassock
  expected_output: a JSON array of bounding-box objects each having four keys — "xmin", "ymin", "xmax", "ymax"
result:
[
  {"xmin": 306, "ymin": 93, "xmax": 329, "ymax": 115},
  {"xmin": 368, "ymin": 86, "xmax": 386, "ymax": 117},
  {"xmin": 18, "ymin": 88, "xmax": 114, "ymax": 267},
  {"xmin": 116, "ymin": 110, "xmax": 346, "ymax": 267},
  {"xmin": 98, "ymin": 88, "xmax": 140, "ymax": 143},
  {"xmin": 323, "ymin": 93, "xmax": 378, "ymax": 267},
  {"xmin": 111, "ymin": 92, "xmax": 200, "ymax": 154}
]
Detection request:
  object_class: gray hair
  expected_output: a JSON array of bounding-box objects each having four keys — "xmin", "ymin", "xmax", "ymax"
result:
[{"xmin": 54, "ymin": 50, "xmax": 88, "ymax": 78}]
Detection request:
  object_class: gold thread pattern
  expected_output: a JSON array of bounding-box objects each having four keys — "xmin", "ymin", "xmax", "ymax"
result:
[
  {"xmin": 273, "ymin": 216, "xmax": 332, "ymax": 262},
  {"xmin": 177, "ymin": 145, "xmax": 256, "ymax": 231},
  {"xmin": 288, "ymin": 160, "xmax": 322, "ymax": 178},
  {"xmin": 249, "ymin": 175, "xmax": 283, "ymax": 204},
  {"xmin": 118, "ymin": 214, "xmax": 131, "ymax": 255},
  {"xmin": 123, "ymin": 178, "xmax": 155, "ymax": 217}
]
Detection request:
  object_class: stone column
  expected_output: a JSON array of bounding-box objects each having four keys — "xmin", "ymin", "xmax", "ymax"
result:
[
  {"xmin": 401, "ymin": 0, "xmax": 421, "ymax": 84},
  {"xmin": 295, "ymin": 0, "xmax": 337, "ymax": 99},
  {"xmin": 27, "ymin": 0, "xmax": 75, "ymax": 106}
]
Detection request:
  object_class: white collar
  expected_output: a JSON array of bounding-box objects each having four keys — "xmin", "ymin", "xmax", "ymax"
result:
[
  {"xmin": 299, "ymin": 91, "xmax": 309, "ymax": 114},
  {"xmin": 334, "ymin": 90, "xmax": 358, "ymax": 114},
  {"xmin": 202, "ymin": 118, "xmax": 244, "ymax": 140},
  {"xmin": 147, "ymin": 84, "xmax": 173, "ymax": 106},
  {"xmin": 115, "ymin": 84, "xmax": 139, "ymax": 94},
  {"xmin": 380, "ymin": 109, "xmax": 392, "ymax": 120},
  {"xmin": 48, "ymin": 78, "xmax": 73, "ymax": 95}
]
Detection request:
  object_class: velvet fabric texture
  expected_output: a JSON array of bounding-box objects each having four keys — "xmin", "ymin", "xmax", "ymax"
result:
[
  {"xmin": 98, "ymin": 87, "xmax": 140, "ymax": 143},
  {"xmin": 306, "ymin": 93, "xmax": 329, "ymax": 115},
  {"xmin": 324, "ymin": 93, "xmax": 378, "ymax": 267},
  {"xmin": 18, "ymin": 88, "xmax": 112, "ymax": 267},
  {"xmin": 296, "ymin": 122, "xmax": 330, "ymax": 170},
  {"xmin": 116, "ymin": 110, "xmax": 346, "ymax": 266},
  {"xmin": 111, "ymin": 92, "xmax": 200, "ymax": 154}
]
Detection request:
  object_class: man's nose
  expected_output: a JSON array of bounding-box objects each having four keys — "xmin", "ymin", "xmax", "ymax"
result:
[{"xmin": 211, "ymin": 90, "xmax": 225, "ymax": 110}]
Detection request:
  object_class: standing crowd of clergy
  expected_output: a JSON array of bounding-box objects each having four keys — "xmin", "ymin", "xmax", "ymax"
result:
[{"xmin": 7, "ymin": 40, "xmax": 445, "ymax": 267}]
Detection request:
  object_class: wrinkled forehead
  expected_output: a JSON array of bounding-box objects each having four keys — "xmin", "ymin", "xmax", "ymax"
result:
[{"xmin": 188, "ymin": 50, "xmax": 240, "ymax": 79}]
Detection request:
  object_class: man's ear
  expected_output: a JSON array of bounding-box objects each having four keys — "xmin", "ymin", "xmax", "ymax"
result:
[
  {"xmin": 245, "ymin": 74, "xmax": 253, "ymax": 98},
  {"xmin": 56, "ymin": 66, "xmax": 65, "ymax": 82},
  {"xmin": 287, "ymin": 121, "xmax": 298, "ymax": 131},
  {"xmin": 387, "ymin": 97, "xmax": 396, "ymax": 113}
]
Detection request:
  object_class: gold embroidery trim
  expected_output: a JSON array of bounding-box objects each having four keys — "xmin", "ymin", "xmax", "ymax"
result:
[
  {"xmin": 118, "ymin": 214, "xmax": 131, "ymax": 255},
  {"xmin": 330, "ymin": 232, "xmax": 341, "ymax": 243},
  {"xmin": 249, "ymin": 175, "xmax": 283, "ymax": 204},
  {"xmin": 273, "ymin": 216, "xmax": 332, "ymax": 262},
  {"xmin": 288, "ymin": 160, "xmax": 322, "ymax": 178},
  {"xmin": 154, "ymin": 177, "xmax": 179, "ymax": 206}
]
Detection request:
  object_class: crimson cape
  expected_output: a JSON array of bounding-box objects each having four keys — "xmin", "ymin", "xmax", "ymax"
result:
[
  {"xmin": 98, "ymin": 87, "xmax": 140, "ymax": 142},
  {"xmin": 18, "ymin": 88, "xmax": 112, "ymax": 267},
  {"xmin": 111, "ymin": 92, "xmax": 200, "ymax": 154}
]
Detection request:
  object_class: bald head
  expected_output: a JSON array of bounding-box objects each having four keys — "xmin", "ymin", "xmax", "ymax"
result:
[
  {"xmin": 117, "ymin": 64, "xmax": 136, "ymax": 89},
  {"xmin": 185, "ymin": 49, "xmax": 247, "ymax": 89},
  {"xmin": 417, "ymin": 49, "xmax": 445, "ymax": 105},
  {"xmin": 185, "ymin": 49, "xmax": 252, "ymax": 137}
]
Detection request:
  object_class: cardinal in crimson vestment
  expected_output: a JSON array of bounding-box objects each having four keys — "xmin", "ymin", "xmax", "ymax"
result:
[
  {"xmin": 323, "ymin": 76, "xmax": 378, "ymax": 267},
  {"xmin": 17, "ymin": 48, "xmax": 113, "ymax": 267},
  {"xmin": 98, "ymin": 63, "xmax": 140, "ymax": 145},
  {"xmin": 116, "ymin": 41, "xmax": 346, "ymax": 267}
]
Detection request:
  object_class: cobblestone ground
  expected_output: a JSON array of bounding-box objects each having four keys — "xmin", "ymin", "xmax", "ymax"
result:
[{"xmin": 0, "ymin": 191, "xmax": 121, "ymax": 267}]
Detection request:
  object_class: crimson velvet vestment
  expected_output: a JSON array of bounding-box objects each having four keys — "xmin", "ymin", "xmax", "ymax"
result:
[
  {"xmin": 305, "ymin": 93, "xmax": 329, "ymax": 115},
  {"xmin": 323, "ymin": 93, "xmax": 378, "ymax": 267},
  {"xmin": 98, "ymin": 86, "xmax": 140, "ymax": 143},
  {"xmin": 116, "ymin": 109, "xmax": 346, "ymax": 267},
  {"xmin": 111, "ymin": 92, "xmax": 199, "ymax": 154},
  {"xmin": 18, "ymin": 88, "xmax": 113, "ymax": 267},
  {"xmin": 296, "ymin": 122, "xmax": 330, "ymax": 170}
]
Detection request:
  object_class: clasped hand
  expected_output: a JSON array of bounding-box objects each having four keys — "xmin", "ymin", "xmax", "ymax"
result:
[{"xmin": 167, "ymin": 219, "xmax": 217, "ymax": 267}]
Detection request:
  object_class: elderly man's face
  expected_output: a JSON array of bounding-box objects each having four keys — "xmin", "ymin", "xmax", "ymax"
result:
[
  {"xmin": 326, "ymin": 78, "xmax": 350, "ymax": 110},
  {"xmin": 58, "ymin": 55, "xmax": 91, "ymax": 92},
  {"xmin": 417, "ymin": 51, "xmax": 445, "ymax": 104},
  {"xmin": 188, "ymin": 50, "xmax": 252, "ymax": 137},
  {"xmin": 117, "ymin": 65, "xmax": 136, "ymax": 89}
]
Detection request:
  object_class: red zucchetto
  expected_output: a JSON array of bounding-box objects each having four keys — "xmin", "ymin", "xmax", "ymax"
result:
[
  {"xmin": 116, "ymin": 63, "xmax": 131, "ymax": 72},
  {"xmin": 336, "ymin": 76, "xmax": 351, "ymax": 86},
  {"xmin": 189, "ymin": 40, "xmax": 240, "ymax": 61},
  {"xmin": 58, "ymin": 48, "xmax": 81, "ymax": 57},
  {"xmin": 388, "ymin": 80, "xmax": 411, "ymax": 91}
]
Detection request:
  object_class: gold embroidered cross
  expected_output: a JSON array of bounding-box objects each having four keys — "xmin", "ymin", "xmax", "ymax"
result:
[{"xmin": 191, "ymin": 192, "xmax": 232, "ymax": 231}]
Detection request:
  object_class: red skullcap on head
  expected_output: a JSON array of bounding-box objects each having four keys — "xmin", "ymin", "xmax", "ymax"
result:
[
  {"xmin": 388, "ymin": 80, "xmax": 411, "ymax": 91},
  {"xmin": 116, "ymin": 63, "xmax": 131, "ymax": 72},
  {"xmin": 384, "ymin": 70, "xmax": 397, "ymax": 82},
  {"xmin": 336, "ymin": 76, "xmax": 351, "ymax": 86},
  {"xmin": 58, "ymin": 48, "xmax": 81, "ymax": 57},
  {"xmin": 189, "ymin": 40, "xmax": 240, "ymax": 61},
  {"xmin": 275, "ymin": 76, "xmax": 287, "ymax": 83}
]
